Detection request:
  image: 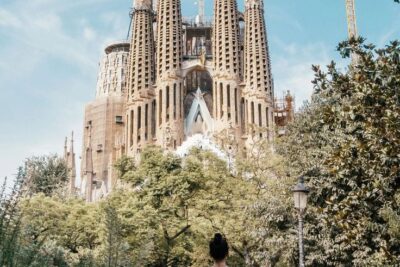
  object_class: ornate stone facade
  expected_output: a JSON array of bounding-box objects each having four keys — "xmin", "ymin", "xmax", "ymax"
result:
[
  {"xmin": 125, "ymin": 0, "xmax": 275, "ymax": 157},
  {"xmin": 79, "ymin": 0, "xmax": 294, "ymax": 202}
]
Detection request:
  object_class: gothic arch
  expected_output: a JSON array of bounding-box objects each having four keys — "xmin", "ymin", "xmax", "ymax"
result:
[{"xmin": 183, "ymin": 68, "xmax": 213, "ymax": 119}]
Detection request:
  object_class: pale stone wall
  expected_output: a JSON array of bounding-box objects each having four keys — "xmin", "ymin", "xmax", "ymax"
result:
[
  {"xmin": 81, "ymin": 41, "xmax": 129, "ymax": 202},
  {"xmin": 81, "ymin": 96, "xmax": 126, "ymax": 202}
]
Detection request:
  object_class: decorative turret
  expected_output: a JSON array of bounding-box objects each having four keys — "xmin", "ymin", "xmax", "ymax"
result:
[
  {"xmin": 64, "ymin": 132, "xmax": 76, "ymax": 194},
  {"xmin": 155, "ymin": 0, "xmax": 184, "ymax": 150},
  {"xmin": 64, "ymin": 137, "xmax": 68, "ymax": 160},
  {"xmin": 126, "ymin": 0, "xmax": 156, "ymax": 156},
  {"xmin": 83, "ymin": 125, "xmax": 94, "ymax": 202},
  {"xmin": 68, "ymin": 132, "xmax": 76, "ymax": 193},
  {"xmin": 243, "ymin": 0, "xmax": 274, "ymax": 139},
  {"xmin": 212, "ymin": 0, "xmax": 242, "ymax": 136}
]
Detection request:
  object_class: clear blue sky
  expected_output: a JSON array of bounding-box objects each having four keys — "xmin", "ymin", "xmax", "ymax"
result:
[{"xmin": 0, "ymin": 0, "xmax": 399, "ymax": 185}]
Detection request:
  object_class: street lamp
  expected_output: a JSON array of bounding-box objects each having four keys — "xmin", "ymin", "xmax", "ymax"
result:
[{"xmin": 292, "ymin": 176, "xmax": 309, "ymax": 267}]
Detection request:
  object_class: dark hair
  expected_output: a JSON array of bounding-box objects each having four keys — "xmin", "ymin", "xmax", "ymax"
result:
[{"xmin": 209, "ymin": 233, "xmax": 229, "ymax": 262}]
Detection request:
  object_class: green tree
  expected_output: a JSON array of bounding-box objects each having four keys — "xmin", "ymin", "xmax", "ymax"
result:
[
  {"xmin": 19, "ymin": 155, "xmax": 69, "ymax": 197},
  {"xmin": 113, "ymin": 146, "xmax": 200, "ymax": 266},
  {"xmin": 278, "ymin": 39, "xmax": 400, "ymax": 266},
  {"xmin": 6, "ymin": 194, "xmax": 102, "ymax": 267},
  {"xmin": 101, "ymin": 203, "xmax": 130, "ymax": 267},
  {"xmin": 0, "ymin": 175, "xmax": 24, "ymax": 267},
  {"xmin": 111, "ymin": 144, "xmax": 293, "ymax": 267},
  {"xmin": 232, "ymin": 139, "xmax": 298, "ymax": 266}
]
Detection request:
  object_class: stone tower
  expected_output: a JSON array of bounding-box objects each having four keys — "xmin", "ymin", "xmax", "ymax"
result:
[
  {"xmin": 126, "ymin": 0, "xmax": 156, "ymax": 157},
  {"xmin": 155, "ymin": 0, "xmax": 184, "ymax": 150},
  {"xmin": 81, "ymin": 41, "xmax": 129, "ymax": 202},
  {"xmin": 243, "ymin": 0, "xmax": 274, "ymax": 141},
  {"xmin": 212, "ymin": 0, "xmax": 242, "ymax": 138}
]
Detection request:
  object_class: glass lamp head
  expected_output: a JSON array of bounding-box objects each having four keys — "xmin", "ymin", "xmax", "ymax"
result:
[{"xmin": 292, "ymin": 176, "xmax": 309, "ymax": 210}]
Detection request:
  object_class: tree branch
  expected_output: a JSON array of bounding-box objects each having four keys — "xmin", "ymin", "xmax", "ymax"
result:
[{"xmin": 170, "ymin": 225, "xmax": 191, "ymax": 241}]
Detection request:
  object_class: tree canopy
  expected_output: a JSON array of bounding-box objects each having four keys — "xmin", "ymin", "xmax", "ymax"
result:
[
  {"xmin": 278, "ymin": 38, "xmax": 400, "ymax": 266},
  {"xmin": 1, "ymin": 147, "xmax": 291, "ymax": 266}
]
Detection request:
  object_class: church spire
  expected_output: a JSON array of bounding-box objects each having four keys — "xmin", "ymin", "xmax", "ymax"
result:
[
  {"xmin": 70, "ymin": 131, "xmax": 74, "ymax": 154},
  {"xmin": 212, "ymin": 0, "xmax": 242, "ymax": 136},
  {"xmin": 64, "ymin": 136, "xmax": 68, "ymax": 160},
  {"xmin": 64, "ymin": 132, "xmax": 77, "ymax": 195},
  {"xmin": 243, "ymin": 0, "xmax": 274, "ymax": 140},
  {"xmin": 213, "ymin": 0, "xmax": 241, "ymax": 76},
  {"xmin": 84, "ymin": 125, "xmax": 94, "ymax": 202},
  {"xmin": 68, "ymin": 131, "xmax": 76, "ymax": 193},
  {"xmin": 244, "ymin": 0, "xmax": 272, "ymax": 95},
  {"xmin": 156, "ymin": 0, "xmax": 184, "ymax": 150},
  {"xmin": 126, "ymin": 0, "xmax": 156, "ymax": 156},
  {"xmin": 127, "ymin": 0, "xmax": 155, "ymax": 98}
]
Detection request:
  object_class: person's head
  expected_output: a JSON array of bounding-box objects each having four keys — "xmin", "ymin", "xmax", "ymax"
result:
[{"xmin": 209, "ymin": 233, "xmax": 229, "ymax": 263}]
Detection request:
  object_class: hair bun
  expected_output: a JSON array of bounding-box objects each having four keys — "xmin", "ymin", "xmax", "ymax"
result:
[
  {"xmin": 214, "ymin": 233, "xmax": 223, "ymax": 243},
  {"xmin": 210, "ymin": 233, "xmax": 229, "ymax": 261}
]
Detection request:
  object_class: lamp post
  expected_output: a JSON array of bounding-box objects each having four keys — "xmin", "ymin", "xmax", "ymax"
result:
[{"xmin": 292, "ymin": 176, "xmax": 309, "ymax": 267}]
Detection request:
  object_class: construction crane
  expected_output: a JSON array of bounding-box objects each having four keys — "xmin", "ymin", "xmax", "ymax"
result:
[
  {"xmin": 345, "ymin": 0, "xmax": 359, "ymax": 63},
  {"xmin": 345, "ymin": 0, "xmax": 358, "ymax": 39},
  {"xmin": 198, "ymin": 0, "xmax": 205, "ymax": 25}
]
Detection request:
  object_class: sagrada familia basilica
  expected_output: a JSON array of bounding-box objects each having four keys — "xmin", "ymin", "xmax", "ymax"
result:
[{"xmin": 63, "ymin": 0, "xmax": 294, "ymax": 202}]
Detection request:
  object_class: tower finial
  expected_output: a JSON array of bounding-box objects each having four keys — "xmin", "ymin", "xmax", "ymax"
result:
[
  {"xmin": 70, "ymin": 131, "xmax": 74, "ymax": 153},
  {"xmin": 64, "ymin": 136, "xmax": 68, "ymax": 160}
]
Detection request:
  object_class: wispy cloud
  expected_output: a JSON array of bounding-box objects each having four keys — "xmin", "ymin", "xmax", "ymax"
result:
[
  {"xmin": 0, "ymin": 8, "xmax": 22, "ymax": 27},
  {"xmin": 0, "ymin": 0, "xmax": 129, "ymax": 184},
  {"xmin": 377, "ymin": 16, "xmax": 400, "ymax": 47},
  {"xmin": 271, "ymin": 37, "xmax": 347, "ymax": 109},
  {"xmin": 0, "ymin": 0, "xmax": 129, "ymax": 74},
  {"xmin": 266, "ymin": 5, "xmax": 304, "ymax": 33},
  {"xmin": 0, "ymin": 10, "xmax": 94, "ymax": 74}
]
